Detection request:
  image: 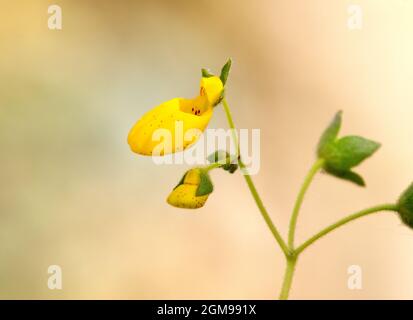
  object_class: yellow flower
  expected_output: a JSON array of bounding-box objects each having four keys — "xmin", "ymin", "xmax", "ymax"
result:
[
  {"xmin": 167, "ymin": 168, "xmax": 213, "ymax": 209},
  {"xmin": 127, "ymin": 76, "xmax": 224, "ymax": 156}
]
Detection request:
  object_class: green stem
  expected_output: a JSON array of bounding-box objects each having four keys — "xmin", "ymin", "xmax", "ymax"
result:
[
  {"xmin": 288, "ymin": 158, "xmax": 325, "ymax": 248},
  {"xmin": 278, "ymin": 203, "xmax": 397, "ymax": 299},
  {"xmin": 221, "ymin": 98, "xmax": 290, "ymax": 257},
  {"xmin": 241, "ymin": 167, "xmax": 290, "ymax": 256},
  {"xmin": 295, "ymin": 203, "xmax": 398, "ymax": 255},
  {"xmin": 204, "ymin": 162, "xmax": 222, "ymax": 172},
  {"xmin": 222, "ymin": 98, "xmax": 240, "ymax": 156},
  {"xmin": 279, "ymin": 158, "xmax": 324, "ymax": 300},
  {"xmin": 279, "ymin": 256, "xmax": 297, "ymax": 300}
]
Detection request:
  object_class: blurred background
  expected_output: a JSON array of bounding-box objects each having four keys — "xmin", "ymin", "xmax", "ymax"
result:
[{"xmin": 1, "ymin": 0, "xmax": 413, "ymax": 299}]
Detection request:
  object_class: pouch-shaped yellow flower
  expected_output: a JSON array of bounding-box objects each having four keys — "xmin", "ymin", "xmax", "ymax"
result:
[
  {"xmin": 167, "ymin": 168, "xmax": 213, "ymax": 209},
  {"xmin": 128, "ymin": 76, "xmax": 223, "ymax": 156}
]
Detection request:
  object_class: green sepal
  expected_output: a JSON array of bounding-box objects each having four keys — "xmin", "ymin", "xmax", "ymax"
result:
[
  {"xmin": 196, "ymin": 170, "xmax": 214, "ymax": 196},
  {"xmin": 317, "ymin": 111, "xmax": 381, "ymax": 187},
  {"xmin": 397, "ymin": 182, "xmax": 413, "ymax": 228},
  {"xmin": 220, "ymin": 58, "xmax": 232, "ymax": 86},
  {"xmin": 324, "ymin": 136, "xmax": 381, "ymax": 171},
  {"xmin": 317, "ymin": 111, "xmax": 342, "ymax": 158},
  {"xmin": 207, "ymin": 150, "xmax": 238, "ymax": 174},
  {"xmin": 223, "ymin": 163, "xmax": 238, "ymax": 174},
  {"xmin": 324, "ymin": 166, "xmax": 365, "ymax": 187},
  {"xmin": 173, "ymin": 172, "xmax": 187, "ymax": 190},
  {"xmin": 202, "ymin": 68, "xmax": 214, "ymax": 78}
]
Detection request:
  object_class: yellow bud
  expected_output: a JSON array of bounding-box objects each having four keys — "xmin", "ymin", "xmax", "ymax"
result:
[
  {"xmin": 183, "ymin": 168, "xmax": 202, "ymax": 185},
  {"xmin": 200, "ymin": 76, "xmax": 224, "ymax": 106},
  {"xmin": 167, "ymin": 168, "xmax": 212, "ymax": 209},
  {"xmin": 167, "ymin": 184, "xmax": 209, "ymax": 209}
]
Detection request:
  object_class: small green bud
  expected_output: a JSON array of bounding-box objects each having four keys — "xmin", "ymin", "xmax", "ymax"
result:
[
  {"xmin": 207, "ymin": 150, "xmax": 238, "ymax": 174},
  {"xmin": 222, "ymin": 163, "xmax": 238, "ymax": 174},
  {"xmin": 317, "ymin": 111, "xmax": 380, "ymax": 187},
  {"xmin": 397, "ymin": 182, "xmax": 413, "ymax": 228}
]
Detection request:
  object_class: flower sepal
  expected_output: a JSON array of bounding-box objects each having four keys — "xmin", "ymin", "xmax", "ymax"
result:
[
  {"xmin": 201, "ymin": 58, "xmax": 232, "ymax": 107},
  {"xmin": 207, "ymin": 150, "xmax": 239, "ymax": 174},
  {"xmin": 317, "ymin": 111, "xmax": 381, "ymax": 186},
  {"xmin": 397, "ymin": 182, "xmax": 413, "ymax": 228}
]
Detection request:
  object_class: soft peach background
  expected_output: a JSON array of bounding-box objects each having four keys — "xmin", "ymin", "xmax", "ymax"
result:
[{"xmin": 1, "ymin": 0, "xmax": 413, "ymax": 299}]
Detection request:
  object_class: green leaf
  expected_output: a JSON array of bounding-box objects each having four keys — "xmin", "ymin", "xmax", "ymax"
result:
[
  {"xmin": 202, "ymin": 68, "xmax": 214, "ymax": 78},
  {"xmin": 324, "ymin": 167, "xmax": 365, "ymax": 186},
  {"xmin": 220, "ymin": 58, "xmax": 232, "ymax": 85},
  {"xmin": 196, "ymin": 170, "xmax": 214, "ymax": 196},
  {"xmin": 317, "ymin": 111, "xmax": 342, "ymax": 158},
  {"xmin": 324, "ymin": 136, "xmax": 381, "ymax": 171}
]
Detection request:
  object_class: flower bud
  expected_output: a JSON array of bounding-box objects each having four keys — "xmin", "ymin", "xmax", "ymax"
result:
[
  {"xmin": 167, "ymin": 169, "xmax": 213, "ymax": 209},
  {"xmin": 398, "ymin": 182, "xmax": 413, "ymax": 228}
]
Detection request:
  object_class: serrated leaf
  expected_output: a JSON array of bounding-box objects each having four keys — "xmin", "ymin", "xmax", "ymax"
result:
[
  {"xmin": 325, "ymin": 167, "xmax": 365, "ymax": 187},
  {"xmin": 202, "ymin": 68, "xmax": 214, "ymax": 78},
  {"xmin": 317, "ymin": 111, "xmax": 342, "ymax": 158},
  {"xmin": 196, "ymin": 170, "xmax": 214, "ymax": 196},
  {"xmin": 324, "ymin": 136, "xmax": 380, "ymax": 171},
  {"xmin": 220, "ymin": 58, "xmax": 232, "ymax": 85}
]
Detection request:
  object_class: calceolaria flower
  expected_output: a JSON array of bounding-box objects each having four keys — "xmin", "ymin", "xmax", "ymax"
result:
[
  {"xmin": 397, "ymin": 182, "xmax": 413, "ymax": 228},
  {"xmin": 167, "ymin": 168, "xmax": 213, "ymax": 209},
  {"xmin": 127, "ymin": 76, "xmax": 224, "ymax": 156}
]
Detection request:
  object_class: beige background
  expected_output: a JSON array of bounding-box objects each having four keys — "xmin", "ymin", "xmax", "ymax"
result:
[{"xmin": 1, "ymin": 0, "xmax": 413, "ymax": 299}]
